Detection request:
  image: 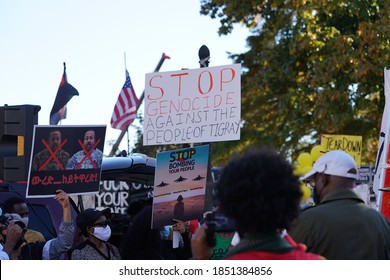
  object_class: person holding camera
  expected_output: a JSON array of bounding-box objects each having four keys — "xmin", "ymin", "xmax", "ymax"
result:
[
  {"xmin": 191, "ymin": 148, "xmax": 324, "ymax": 260},
  {"xmin": 1, "ymin": 196, "xmax": 45, "ymax": 243},
  {"xmin": 0, "ymin": 189, "xmax": 74, "ymax": 260}
]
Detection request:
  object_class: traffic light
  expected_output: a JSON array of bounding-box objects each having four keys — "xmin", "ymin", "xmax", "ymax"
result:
[{"xmin": 0, "ymin": 104, "xmax": 41, "ymax": 181}]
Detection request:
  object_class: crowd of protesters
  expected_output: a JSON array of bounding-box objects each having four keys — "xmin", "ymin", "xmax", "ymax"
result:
[{"xmin": 1, "ymin": 148, "xmax": 390, "ymax": 260}]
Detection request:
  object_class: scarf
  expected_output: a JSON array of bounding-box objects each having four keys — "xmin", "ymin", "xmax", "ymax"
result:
[{"xmin": 224, "ymin": 233, "xmax": 294, "ymax": 258}]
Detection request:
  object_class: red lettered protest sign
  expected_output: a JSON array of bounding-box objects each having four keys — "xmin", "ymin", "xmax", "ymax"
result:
[{"xmin": 143, "ymin": 64, "xmax": 241, "ymax": 146}]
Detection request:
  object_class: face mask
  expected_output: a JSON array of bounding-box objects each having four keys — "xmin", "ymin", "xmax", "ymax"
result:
[
  {"xmin": 312, "ymin": 188, "xmax": 321, "ymax": 205},
  {"xmin": 92, "ymin": 225, "xmax": 111, "ymax": 241},
  {"xmin": 21, "ymin": 217, "xmax": 29, "ymax": 228}
]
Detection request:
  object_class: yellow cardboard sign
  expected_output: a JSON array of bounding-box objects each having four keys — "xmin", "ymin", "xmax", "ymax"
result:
[{"xmin": 320, "ymin": 134, "xmax": 362, "ymax": 168}]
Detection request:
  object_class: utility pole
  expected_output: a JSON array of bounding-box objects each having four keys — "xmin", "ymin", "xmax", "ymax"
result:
[
  {"xmin": 198, "ymin": 45, "xmax": 214, "ymax": 212},
  {"xmin": 108, "ymin": 53, "xmax": 170, "ymax": 157}
]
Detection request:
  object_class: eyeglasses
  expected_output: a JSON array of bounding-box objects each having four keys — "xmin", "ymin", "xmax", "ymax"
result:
[
  {"xmin": 308, "ymin": 172, "xmax": 327, "ymax": 188},
  {"xmin": 308, "ymin": 177, "xmax": 317, "ymax": 188},
  {"xmin": 93, "ymin": 220, "xmax": 109, "ymax": 228}
]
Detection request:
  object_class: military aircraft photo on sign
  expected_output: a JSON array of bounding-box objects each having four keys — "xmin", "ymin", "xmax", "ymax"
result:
[
  {"xmin": 174, "ymin": 176, "xmax": 187, "ymax": 183},
  {"xmin": 156, "ymin": 181, "xmax": 169, "ymax": 188},
  {"xmin": 192, "ymin": 175, "xmax": 205, "ymax": 181}
]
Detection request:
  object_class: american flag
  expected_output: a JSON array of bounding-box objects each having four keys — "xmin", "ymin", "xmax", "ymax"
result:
[{"xmin": 111, "ymin": 70, "xmax": 140, "ymax": 130}]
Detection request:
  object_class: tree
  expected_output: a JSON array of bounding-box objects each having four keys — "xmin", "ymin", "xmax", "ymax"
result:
[{"xmin": 200, "ymin": 0, "xmax": 390, "ymax": 165}]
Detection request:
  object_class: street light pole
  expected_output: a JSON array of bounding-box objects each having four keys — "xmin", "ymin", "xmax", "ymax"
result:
[{"xmin": 198, "ymin": 45, "xmax": 214, "ymax": 212}]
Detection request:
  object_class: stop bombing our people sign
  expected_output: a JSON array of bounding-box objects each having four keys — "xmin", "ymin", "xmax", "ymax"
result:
[{"xmin": 143, "ymin": 64, "xmax": 241, "ymax": 146}]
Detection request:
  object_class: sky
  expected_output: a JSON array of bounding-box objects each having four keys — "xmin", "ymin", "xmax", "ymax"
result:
[{"xmin": 0, "ymin": 0, "xmax": 250, "ymax": 156}]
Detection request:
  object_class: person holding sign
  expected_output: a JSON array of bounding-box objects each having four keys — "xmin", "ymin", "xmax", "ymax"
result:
[
  {"xmin": 191, "ymin": 148, "xmax": 324, "ymax": 260},
  {"xmin": 0, "ymin": 189, "xmax": 74, "ymax": 259},
  {"xmin": 66, "ymin": 130, "xmax": 103, "ymax": 170},
  {"xmin": 32, "ymin": 130, "xmax": 70, "ymax": 171}
]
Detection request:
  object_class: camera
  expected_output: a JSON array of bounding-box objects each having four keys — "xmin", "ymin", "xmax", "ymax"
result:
[
  {"xmin": 205, "ymin": 212, "xmax": 236, "ymax": 233},
  {"xmin": 0, "ymin": 215, "xmax": 8, "ymax": 230},
  {"xmin": 0, "ymin": 214, "xmax": 26, "ymax": 230},
  {"xmin": 204, "ymin": 211, "xmax": 236, "ymax": 247}
]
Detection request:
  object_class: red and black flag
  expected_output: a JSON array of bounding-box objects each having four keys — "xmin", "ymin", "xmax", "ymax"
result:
[{"xmin": 49, "ymin": 63, "xmax": 79, "ymax": 125}]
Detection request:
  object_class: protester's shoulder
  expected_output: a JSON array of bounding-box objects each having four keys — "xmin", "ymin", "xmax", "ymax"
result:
[
  {"xmin": 298, "ymin": 204, "xmax": 320, "ymax": 216},
  {"xmin": 20, "ymin": 241, "xmax": 46, "ymax": 259},
  {"xmin": 107, "ymin": 242, "xmax": 121, "ymax": 259},
  {"xmin": 25, "ymin": 229, "xmax": 46, "ymax": 243},
  {"xmin": 72, "ymin": 240, "xmax": 90, "ymax": 250},
  {"xmin": 107, "ymin": 242, "xmax": 119, "ymax": 251}
]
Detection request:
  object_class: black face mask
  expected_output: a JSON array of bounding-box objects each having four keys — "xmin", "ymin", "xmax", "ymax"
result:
[{"xmin": 312, "ymin": 188, "xmax": 321, "ymax": 205}]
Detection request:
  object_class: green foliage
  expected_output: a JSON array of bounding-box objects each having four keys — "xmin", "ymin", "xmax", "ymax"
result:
[{"xmin": 200, "ymin": 0, "xmax": 390, "ymax": 165}]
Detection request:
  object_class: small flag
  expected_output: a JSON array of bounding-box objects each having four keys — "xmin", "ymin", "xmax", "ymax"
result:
[
  {"xmin": 49, "ymin": 63, "xmax": 79, "ymax": 125},
  {"xmin": 111, "ymin": 70, "xmax": 140, "ymax": 130}
]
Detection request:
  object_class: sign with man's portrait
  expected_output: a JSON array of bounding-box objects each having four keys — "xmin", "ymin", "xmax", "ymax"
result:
[{"xmin": 26, "ymin": 125, "xmax": 106, "ymax": 197}]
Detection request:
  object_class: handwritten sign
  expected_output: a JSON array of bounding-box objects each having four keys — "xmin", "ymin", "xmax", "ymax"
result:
[
  {"xmin": 26, "ymin": 125, "xmax": 106, "ymax": 197},
  {"xmin": 143, "ymin": 64, "xmax": 241, "ymax": 145},
  {"xmin": 320, "ymin": 134, "xmax": 362, "ymax": 167}
]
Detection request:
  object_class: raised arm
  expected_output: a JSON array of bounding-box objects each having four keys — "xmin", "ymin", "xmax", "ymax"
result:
[
  {"xmin": 54, "ymin": 189, "xmax": 71, "ymax": 223},
  {"xmin": 42, "ymin": 189, "xmax": 74, "ymax": 259}
]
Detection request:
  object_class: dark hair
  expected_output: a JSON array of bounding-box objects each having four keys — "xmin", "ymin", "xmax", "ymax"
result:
[
  {"xmin": 2, "ymin": 197, "xmax": 26, "ymax": 214},
  {"xmin": 215, "ymin": 147, "xmax": 302, "ymax": 234}
]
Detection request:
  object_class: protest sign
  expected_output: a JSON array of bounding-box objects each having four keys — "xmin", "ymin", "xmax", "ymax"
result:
[
  {"xmin": 373, "ymin": 68, "xmax": 390, "ymax": 218},
  {"xmin": 143, "ymin": 64, "xmax": 241, "ymax": 145},
  {"xmin": 26, "ymin": 125, "xmax": 106, "ymax": 197},
  {"xmin": 320, "ymin": 134, "xmax": 362, "ymax": 167},
  {"xmin": 151, "ymin": 145, "xmax": 209, "ymax": 229},
  {"xmin": 95, "ymin": 181, "xmax": 154, "ymax": 214}
]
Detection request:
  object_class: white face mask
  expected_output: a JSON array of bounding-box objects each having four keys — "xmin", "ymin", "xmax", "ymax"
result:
[{"xmin": 92, "ymin": 225, "xmax": 111, "ymax": 241}]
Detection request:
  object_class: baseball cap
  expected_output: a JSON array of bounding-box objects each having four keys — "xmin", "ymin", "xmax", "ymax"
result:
[
  {"xmin": 76, "ymin": 208, "xmax": 111, "ymax": 236},
  {"xmin": 300, "ymin": 150, "xmax": 358, "ymax": 181}
]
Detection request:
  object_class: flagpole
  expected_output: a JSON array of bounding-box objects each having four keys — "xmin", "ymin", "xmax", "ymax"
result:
[
  {"xmin": 124, "ymin": 52, "xmax": 127, "ymax": 77},
  {"xmin": 108, "ymin": 53, "xmax": 171, "ymax": 157}
]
